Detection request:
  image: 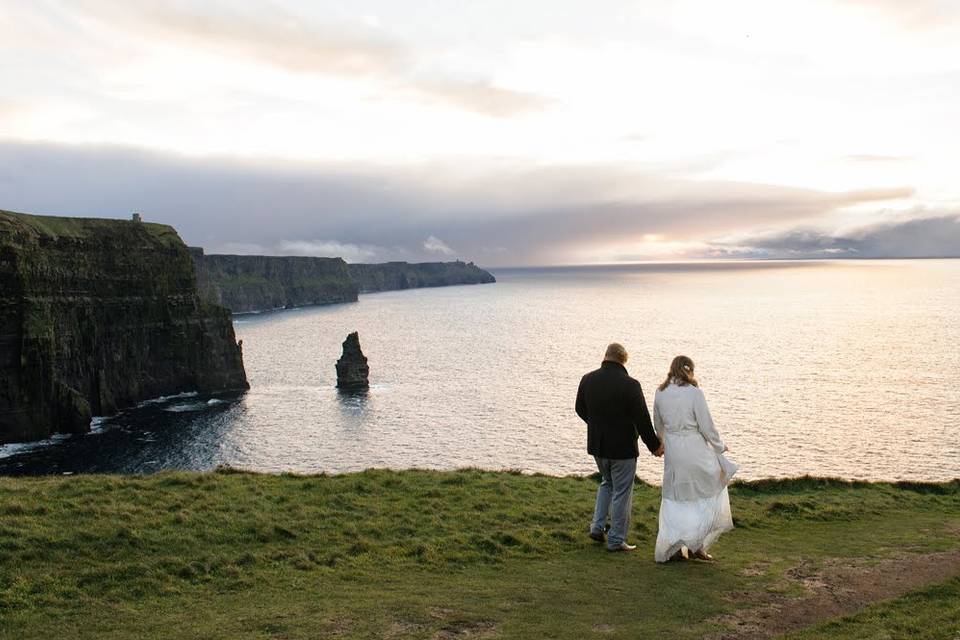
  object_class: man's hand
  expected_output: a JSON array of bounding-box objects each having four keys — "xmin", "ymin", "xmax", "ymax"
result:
[{"xmin": 654, "ymin": 442, "xmax": 665, "ymax": 457}]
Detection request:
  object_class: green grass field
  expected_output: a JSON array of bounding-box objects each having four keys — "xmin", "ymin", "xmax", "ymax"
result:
[
  {"xmin": 0, "ymin": 209, "xmax": 181, "ymax": 244},
  {"xmin": 1, "ymin": 470, "xmax": 958, "ymax": 639}
]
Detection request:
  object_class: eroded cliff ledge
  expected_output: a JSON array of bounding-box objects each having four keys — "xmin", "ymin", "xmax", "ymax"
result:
[
  {"xmin": 0, "ymin": 210, "xmax": 248, "ymax": 445},
  {"xmin": 192, "ymin": 252, "xmax": 496, "ymax": 313}
]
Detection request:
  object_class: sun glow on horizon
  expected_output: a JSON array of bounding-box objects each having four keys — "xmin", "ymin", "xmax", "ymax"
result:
[{"xmin": 1, "ymin": 0, "xmax": 959, "ymax": 265}]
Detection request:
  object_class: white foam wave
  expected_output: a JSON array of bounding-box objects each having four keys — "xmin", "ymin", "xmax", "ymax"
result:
[
  {"xmin": 138, "ymin": 391, "xmax": 199, "ymax": 407},
  {"xmin": 163, "ymin": 402, "xmax": 210, "ymax": 413},
  {"xmin": 0, "ymin": 432, "xmax": 72, "ymax": 459}
]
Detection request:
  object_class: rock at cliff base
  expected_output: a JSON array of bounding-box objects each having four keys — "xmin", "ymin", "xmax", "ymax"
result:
[{"xmin": 336, "ymin": 332, "xmax": 369, "ymax": 390}]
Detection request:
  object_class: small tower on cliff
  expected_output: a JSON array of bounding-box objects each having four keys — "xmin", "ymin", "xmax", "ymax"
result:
[
  {"xmin": 131, "ymin": 212, "xmax": 143, "ymax": 223},
  {"xmin": 336, "ymin": 332, "xmax": 369, "ymax": 391}
]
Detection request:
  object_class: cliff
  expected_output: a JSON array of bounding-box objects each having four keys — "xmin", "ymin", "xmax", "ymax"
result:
[
  {"xmin": 192, "ymin": 252, "xmax": 496, "ymax": 313},
  {"xmin": 346, "ymin": 261, "xmax": 497, "ymax": 293},
  {"xmin": 0, "ymin": 210, "xmax": 248, "ymax": 445},
  {"xmin": 191, "ymin": 250, "xmax": 358, "ymax": 314}
]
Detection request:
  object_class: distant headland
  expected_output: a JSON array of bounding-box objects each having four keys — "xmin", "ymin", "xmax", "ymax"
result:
[{"xmin": 191, "ymin": 249, "xmax": 495, "ymax": 314}]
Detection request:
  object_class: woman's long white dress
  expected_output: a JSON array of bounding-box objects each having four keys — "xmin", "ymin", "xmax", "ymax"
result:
[{"xmin": 653, "ymin": 381, "xmax": 734, "ymax": 562}]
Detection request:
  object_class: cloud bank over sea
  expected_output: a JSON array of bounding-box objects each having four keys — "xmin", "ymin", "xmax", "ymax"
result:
[
  {"xmin": 2, "ymin": 140, "xmax": 939, "ymax": 265},
  {"xmin": 2, "ymin": 1, "xmax": 959, "ymax": 264}
]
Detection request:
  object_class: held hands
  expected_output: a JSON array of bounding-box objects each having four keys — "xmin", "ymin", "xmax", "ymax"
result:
[{"xmin": 653, "ymin": 441, "xmax": 665, "ymax": 457}]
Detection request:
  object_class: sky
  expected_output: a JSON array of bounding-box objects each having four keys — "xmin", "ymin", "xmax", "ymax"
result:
[{"xmin": 1, "ymin": 0, "xmax": 959, "ymax": 265}]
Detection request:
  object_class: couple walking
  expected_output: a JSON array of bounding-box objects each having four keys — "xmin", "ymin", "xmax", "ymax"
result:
[{"xmin": 575, "ymin": 343, "xmax": 735, "ymax": 562}]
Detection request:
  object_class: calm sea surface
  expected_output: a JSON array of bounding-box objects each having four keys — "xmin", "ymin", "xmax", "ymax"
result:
[{"xmin": 2, "ymin": 260, "xmax": 959, "ymax": 482}]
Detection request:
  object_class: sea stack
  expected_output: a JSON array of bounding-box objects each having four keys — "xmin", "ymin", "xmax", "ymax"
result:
[{"xmin": 336, "ymin": 332, "xmax": 369, "ymax": 391}]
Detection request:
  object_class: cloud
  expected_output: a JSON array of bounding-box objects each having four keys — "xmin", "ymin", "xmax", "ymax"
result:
[
  {"xmin": 130, "ymin": 2, "xmax": 405, "ymax": 76},
  {"xmin": 0, "ymin": 139, "xmax": 919, "ymax": 266},
  {"xmin": 841, "ymin": 0, "xmax": 960, "ymax": 28},
  {"xmin": 844, "ymin": 154, "xmax": 913, "ymax": 163},
  {"xmin": 403, "ymin": 79, "xmax": 550, "ymax": 118},
  {"xmin": 0, "ymin": 100, "xmax": 18, "ymax": 117},
  {"xmin": 207, "ymin": 240, "xmax": 388, "ymax": 263},
  {"xmin": 59, "ymin": 0, "xmax": 548, "ymax": 118},
  {"xmin": 213, "ymin": 242, "xmax": 266, "ymax": 254},
  {"xmin": 276, "ymin": 240, "xmax": 384, "ymax": 263},
  {"xmin": 419, "ymin": 180, "xmax": 906, "ymax": 263},
  {"xmin": 710, "ymin": 213, "xmax": 960, "ymax": 258},
  {"xmin": 423, "ymin": 235, "xmax": 455, "ymax": 256}
]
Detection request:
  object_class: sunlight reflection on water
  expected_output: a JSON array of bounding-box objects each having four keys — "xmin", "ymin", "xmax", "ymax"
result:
[{"xmin": 2, "ymin": 259, "xmax": 958, "ymax": 481}]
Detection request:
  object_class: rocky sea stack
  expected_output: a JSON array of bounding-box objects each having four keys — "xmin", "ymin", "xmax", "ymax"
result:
[
  {"xmin": 336, "ymin": 332, "xmax": 369, "ymax": 391},
  {"xmin": 0, "ymin": 210, "xmax": 249, "ymax": 444}
]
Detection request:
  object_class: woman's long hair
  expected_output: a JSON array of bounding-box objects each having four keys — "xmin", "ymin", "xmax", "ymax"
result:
[{"xmin": 658, "ymin": 355, "xmax": 698, "ymax": 391}]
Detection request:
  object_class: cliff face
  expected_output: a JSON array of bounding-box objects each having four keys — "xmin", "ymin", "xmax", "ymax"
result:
[
  {"xmin": 347, "ymin": 261, "xmax": 496, "ymax": 294},
  {"xmin": 192, "ymin": 253, "xmax": 496, "ymax": 313},
  {"xmin": 0, "ymin": 210, "xmax": 248, "ymax": 445},
  {"xmin": 192, "ymin": 250, "xmax": 358, "ymax": 314}
]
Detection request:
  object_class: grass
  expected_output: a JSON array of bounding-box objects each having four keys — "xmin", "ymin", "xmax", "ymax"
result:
[
  {"xmin": 1, "ymin": 470, "xmax": 958, "ymax": 639},
  {"xmin": 0, "ymin": 209, "xmax": 181, "ymax": 245}
]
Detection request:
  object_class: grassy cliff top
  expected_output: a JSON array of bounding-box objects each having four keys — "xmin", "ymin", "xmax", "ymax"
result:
[
  {"xmin": 201, "ymin": 253, "xmax": 346, "ymax": 263},
  {"xmin": 0, "ymin": 209, "xmax": 183, "ymax": 247},
  {"xmin": 1, "ymin": 469, "xmax": 958, "ymax": 639}
]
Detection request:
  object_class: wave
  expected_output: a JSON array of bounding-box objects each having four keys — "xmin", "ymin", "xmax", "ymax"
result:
[
  {"xmin": 164, "ymin": 398, "xmax": 228, "ymax": 413},
  {"xmin": 0, "ymin": 391, "xmax": 208, "ymax": 458},
  {"xmin": 138, "ymin": 391, "xmax": 199, "ymax": 407},
  {"xmin": 0, "ymin": 432, "xmax": 72, "ymax": 460}
]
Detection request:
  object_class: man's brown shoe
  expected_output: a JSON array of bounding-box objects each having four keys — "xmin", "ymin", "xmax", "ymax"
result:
[
  {"xmin": 607, "ymin": 542, "xmax": 637, "ymax": 552},
  {"xmin": 589, "ymin": 530, "xmax": 606, "ymax": 543}
]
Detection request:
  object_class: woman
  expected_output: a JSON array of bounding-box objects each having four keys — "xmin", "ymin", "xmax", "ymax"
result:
[{"xmin": 653, "ymin": 356, "xmax": 734, "ymax": 562}]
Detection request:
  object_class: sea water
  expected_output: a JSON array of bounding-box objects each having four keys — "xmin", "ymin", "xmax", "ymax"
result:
[{"xmin": 2, "ymin": 259, "xmax": 958, "ymax": 482}]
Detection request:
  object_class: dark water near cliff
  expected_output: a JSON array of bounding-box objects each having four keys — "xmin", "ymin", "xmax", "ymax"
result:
[{"xmin": 2, "ymin": 260, "xmax": 959, "ymax": 482}]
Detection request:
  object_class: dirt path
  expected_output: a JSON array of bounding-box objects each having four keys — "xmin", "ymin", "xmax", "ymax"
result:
[{"xmin": 712, "ymin": 548, "xmax": 960, "ymax": 639}]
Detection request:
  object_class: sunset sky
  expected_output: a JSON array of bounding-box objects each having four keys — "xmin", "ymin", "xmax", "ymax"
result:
[{"xmin": 2, "ymin": 0, "xmax": 959, "ymax": 265}]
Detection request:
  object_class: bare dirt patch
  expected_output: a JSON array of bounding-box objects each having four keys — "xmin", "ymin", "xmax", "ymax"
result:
[
  {"xmin": 387, "ymin": 620, "xmax": 424, "ymax": 638},
  {"xmin": 426, "ymin": 607, "xmax": 499, "ymax": 639},
  {"xmin": 432, "ymin": 620, "xmax": 499, "ymax": 639},
  {"xmin": 740, "ymin": 560, "xmax": 774, "ymax": 577},
  {"xmin": 712, "ymin": 548, "xmax": 960, "ymax": 639}
]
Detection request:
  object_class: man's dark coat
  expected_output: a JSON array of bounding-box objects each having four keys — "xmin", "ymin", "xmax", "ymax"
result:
[{"xmin": 576, "ymin": 360, "xmax": 660, "ymax": 459}]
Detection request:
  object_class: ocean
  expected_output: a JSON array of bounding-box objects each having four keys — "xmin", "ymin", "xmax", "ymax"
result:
[{"xmin": 2, "ymin": 259, "xmax": 958, "ymax": 482}]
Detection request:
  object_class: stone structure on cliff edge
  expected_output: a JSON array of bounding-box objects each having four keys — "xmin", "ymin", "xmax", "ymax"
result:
[
  {"xmin": 335, "ymin": 332, "xmax": 369, "ymax": 391},
  {"xmin": 0, "ymin": 209, "xmax": 249, "ymax": 445}
]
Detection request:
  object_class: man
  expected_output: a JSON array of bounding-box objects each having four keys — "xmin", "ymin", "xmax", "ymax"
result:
[{"xmin": 575, "ymin": 343, "xmax": 663, "ymax": 552}]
